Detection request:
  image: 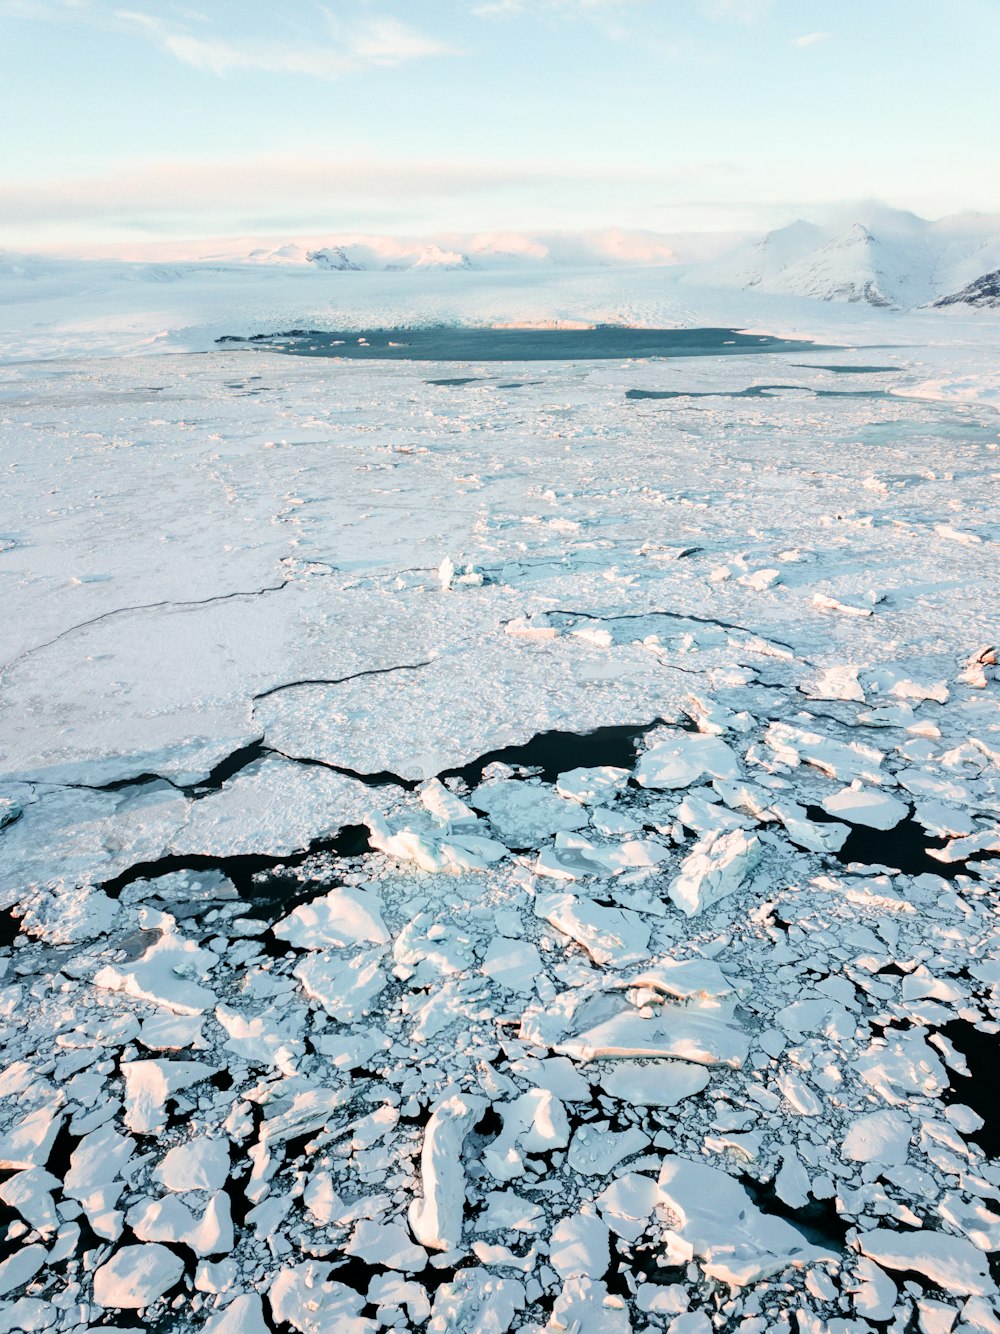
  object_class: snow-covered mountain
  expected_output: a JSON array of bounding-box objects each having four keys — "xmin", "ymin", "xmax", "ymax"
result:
[
  {"xmin": 4, "ymin": 209, "xmax": 1000, "ymax": 314},
  {"xmin": 699, "ymin": 208, "xmax": 1000, "ymax": 309},
  {"xmin": 239, "ymin": 229, "xmax": 680, "ymax": 272}
]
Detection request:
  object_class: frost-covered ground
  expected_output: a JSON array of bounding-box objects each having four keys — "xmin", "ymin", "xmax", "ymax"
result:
[{"xmin": 1, "ymin": 283, "xmax": 1000, "ymax": 1333}]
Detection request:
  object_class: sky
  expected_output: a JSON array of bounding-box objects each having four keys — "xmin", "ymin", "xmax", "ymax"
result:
[{"xmin": 1, "ymin": 0, "xmax": 998, "ymax": 250}]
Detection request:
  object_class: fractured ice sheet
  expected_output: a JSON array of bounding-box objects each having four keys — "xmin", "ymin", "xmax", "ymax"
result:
[{"xmin": 3, "ymin": 334, "xmax": 1000, "ymax": 1330}]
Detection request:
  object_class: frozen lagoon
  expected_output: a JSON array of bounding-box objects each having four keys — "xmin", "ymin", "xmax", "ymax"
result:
[{"xmin": 1, "ymin": 321, "xmax": 1000, "ymax": 1332}]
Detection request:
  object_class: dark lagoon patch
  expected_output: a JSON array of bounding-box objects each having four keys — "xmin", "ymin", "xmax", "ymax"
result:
[
  {"xmin": 425, "ymin": 376, "xmax": 487, "ymax": 386},
  {"xmin": 626, "ymin": 385, "xmax": 891, "ymax": 401},
  {"xmin": 790, "ymin": 363, "xmax": 898, "ymax": 374},
  {"xmin": 218, "ymin": 326, "xmax": 834, "ymax": 362}
]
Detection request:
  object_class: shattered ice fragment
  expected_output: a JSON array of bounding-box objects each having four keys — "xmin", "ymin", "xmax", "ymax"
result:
[
  {"xmin": 770, "ymin": 801, "xmax": 850, "ymax": 853},
  {"xmin": 803, "ymin": 666, "xmax": 866, "ymax": 702},
  {"xmin": 596, "ymin": 1173, "xmax": 661, "ymax": 1242},
  {"xmin": 549, "ymin": 1207, "xmax": 611, "ymax": 1279},
  {"xmin": 669, "ymin": 829, "xmax": 762, "ymax": 916},
  {"xmin": 821, "ymin": 784, "xmax": 908, "ymax": 830},
  {"xmin": 156, "ymin": 1136, "xmax": 230, "ymax": 1192},
  {"xmin": 764, "ymin": 722, "xmax": 884, "ymax": 782},
  {"xmin": 596, "ymin": 1060, "xmax": 710, "ymax": 1107},
  {"xmin": 857, "ymin": 1227, "xmax": 993, "ymax": 1297},
  {"xmin": 427, "ymin": 1269, "xmax": 525, "ymax": 1334},
  {"xmin": 94, "ymin": 926, "xmax": 217, "ymax": 1015},
  {"xmin": 273, "ymin": 885, "xmax": 389, "ymax": 949},
  {"xmin": 483, "ymin": 1089, "xmax": 569, "ymax": 1181},
  {"xmin": 0, "ymin": 1244, "xmax": 46, "ymax": 1297},
  {"xmin": 121, "ymin": 1059, "xmax": 219, "ymax": 1135},
  {"xmin": 471, "ymin": 779, "xmax": 589, "ymax": 845},
  {"xmin": 294, "ymin": 948, "xmax": 388, "ymax": 1022},
  {"xmin": 567, "ymin": 1121, "xmax": 649, "ymax": 1175},
  {"xmin": 556, "ymin": 1001, "xmax": 748, "ymax": 1067},
  {"xmin": 535, "ymin": 892, "xmax": 650, "ymax": 967},
  {"xmin": 0, "ymin": 1103, "xmax": 63, "ymax": 1171},
  {"xmin": 481, "ymin": 936, "xmax": 543, "ymax": 994},
  {"xmin": 843, "ymin": 1110, "xmax": 911, "ymax": 1164},
  {"xmin": 346, "ymin": 1218, "xmax": 427, "ymax": 1272},
  {"xmin": 92, "ymin": 1243, "xmax": 185, "ymax": 1310},
  {"xmin": 420, "ymin": 777, "xmax": 478, "ymax": 828},
  {"xmin": 635, "ymin": 733, "xmax": 740, "ymax": 790},
  {"xmin": 269, "ymin": 1261, "xmax": 372, "ymax": 1332},
  {"xmin": 812, "ymin": 592, "xmax": 873, "ymax": 617},
  {"xmin": 409, "ymin": 1091, "xmax": 486, "ymax": 1251},
  {"xmin": 368, "ymin": 812, "xmax": 508, "ymax": 873},
  {"xmin": 657, "ymin": 1156, "xmax": 835, "ymax": 1285},
  {"xmin": 202, "ymin": 1293, "xmax": 270, "ymax": 1334},
  {"xmin": 546, "ymin": 1276, "xmax": 631, "ymax": 1333},
  {"xmin": 127, "ymin": 1190, "xmax": 234, "ymax": 1258},
  {"xmin": 555, "ymin": 766, "xmax": 631, "ymax": 805}
]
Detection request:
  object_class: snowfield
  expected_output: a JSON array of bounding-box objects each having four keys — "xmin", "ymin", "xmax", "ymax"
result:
[{"xmin": 0, "ymin": 261, "xmax": 999, "ymax": 1333}]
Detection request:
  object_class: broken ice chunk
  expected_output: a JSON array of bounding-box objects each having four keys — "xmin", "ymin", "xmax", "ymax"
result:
[
  {"xmin": 566, "ymin": 1121, "xmax": 650, "ymax": 1178},
  {"xmin": 770, "ymin": 801, "xmax": 850, "ymax": 853},
  {"xmin": 201, "ymin": 1293, "xmax": 270, "ymax": 1334},
  {"xmin": 127, "ymin": 1190, "xmax": 234, "ymax": 1258},
  {"xmin": 483, "ymin": 1089, "xmax": 570, "ymax": 1181},
  {"xmin": 857, "ymin": 1227, "xmax": 993, "ymax": 1297},
  {"xmin": 657, "ymin": 1156, "xmax": 835, "ymax": 1284},
  {"xmin": 0, "ymin": 1167, "xmax": 60, "ymax": 1233},
  {"xmin": 812, "ymin": 592, "xmax": 873, "ymax": 617},
  {"xmin": 595, "ymin": 1060, "xmax": 710, "ymax": 1107},
  {"xmin": 802, "ymin": 666, "xmax": 866, "ymax": 703},
  {"xmin": 556, "ymin": 766, "xmax": 631, "ymax": 805},
  {"xmin": 155, "ymin": 1137, "xmax": 230, "ymax": 1193},
  {"xmin": 368, "ymin": 812, "xmax": 508, "ymax": 873},
  {"xmin": 669, "ymin": 829, "xmax": 762, "ymax": 916},
  {"xmin": 470, "ymin": 779, "xmax": 589, "ymax": 845},
  {"xmin": 549, "ymin": 1207, "xmax": 611, "ymax": 1279},
  {"xmin": 273, "ymin": 885, "xmax": 389, "ymax": 949},
  {"xmin": 635, "ymin": 733, "xmax": 740, "ymax": 790},
  {"xmin": 0, "ymin": 1103, "xmax": 63, "ymax": 1171},
  {"xmin": 215, "ymin": 1006, "xmax": 304, "ymax": 1075},
  {"xmin": 92, "ymin": 1243, "xmax": 185, "ymax": 1310},
  {"xmin": 481, "ymin": 937, "xmax": 544, "ymax": 994},
  {"xmin": 821, "ymin": 783, "xmax": 908, "ymax": 830},
  {"xmin": 557, "ymin": 1002, "xmax": 748, "ymax": 1067},
  {"xmin": 596, "ymin": 1173, "xmax": 661, "ymax": 1242},
  {"xmin": 848, "ymin": 1109, "xmax": 917, "ymax": 1163},
  {"xmin": 121, "ymin": 1059, "xmax": 219, "ymax": 1135},
  {"xmin": 94, "ymin": 926, "xmax": 217, "ymax": 1015},
  {"xmin": 269, "ymin": 1261, "xmax": 372, "ymax": 1332},
  {"xmin": 419, "ymin": 777, "xmax": 478, "ymax": 829},
  {"xmin": 345, "ymin": 1218, "xmax": 427, "ymax": 1272},
  {"xmin": 764, "ymin": 722, "xmax": 885, "ymax": 783},
  {"xmin": 408, "ymin": 1091, "xmax": 485, "ymax": 1251},
  {"xmin": 476, "ymin": 1191, "xmax": 545, "ymax": 1234},
  {"xmin": 535, "ymin": 892, "xmax": 650, "ymax": 967},
  {"xmin": 294, "ymin": 949, "xmax": 388, "ymax": 1022}
]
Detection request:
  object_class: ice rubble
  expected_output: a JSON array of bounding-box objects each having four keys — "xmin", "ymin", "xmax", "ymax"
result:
[{"xmin": 2, "ymin": 340, "xmax": 1000, "ymax": 1330}]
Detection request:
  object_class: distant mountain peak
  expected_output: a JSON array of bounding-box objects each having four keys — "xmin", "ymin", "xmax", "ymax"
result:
[{"xmin": 933, "ymin": 268, "xmax": 1000, "ymax": 309}]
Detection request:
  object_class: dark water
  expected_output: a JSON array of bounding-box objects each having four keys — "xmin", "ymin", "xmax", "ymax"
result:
[
  {"xmin": 790, "ymin": 363, "xmax": 898, "ymax": 374},
  {"xmin": 627, "ymin": 385, "xmax": 891, "ymax": 401},
  {"xmin": 218, "ymin": 326, "xmax": 833, "ymax": 362},
  {"xmin": 439, "ymin": 721, "xmax": 661, "ymax": 788},
  {"xmin": 941, "ymin": 1020, "xmax": 1000, "ymax": 1159}
]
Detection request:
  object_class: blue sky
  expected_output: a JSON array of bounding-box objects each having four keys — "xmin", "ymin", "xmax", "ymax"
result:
[{"xmin": 1, "ymin": 0, "xmax": 998, "ymax": 247}]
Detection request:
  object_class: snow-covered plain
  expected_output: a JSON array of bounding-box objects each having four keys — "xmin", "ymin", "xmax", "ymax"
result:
[{"xmin": 1, "ymin": 260, "xmax": 1000, "ymax": 1332}]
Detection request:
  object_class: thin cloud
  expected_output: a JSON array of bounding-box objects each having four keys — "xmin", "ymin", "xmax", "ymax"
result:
[
  {"xmin": 700, "ymin": 0, "xmax": 773, "ymax": 21},
  {"xmin": 472, "ymin": 0, "xmax": 644, "ymax": 17},
  {"xmin": 114, "ymin": 10, "xmax": 458, "ymax": 78},
  {"xmin": 793, "ymin": 31, "xmax": 832, "ymax": 47}
]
